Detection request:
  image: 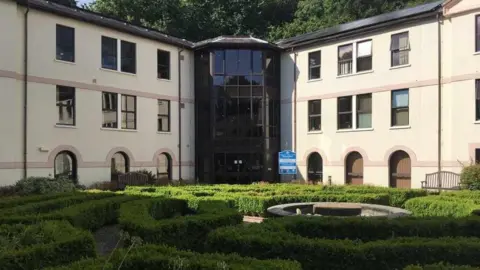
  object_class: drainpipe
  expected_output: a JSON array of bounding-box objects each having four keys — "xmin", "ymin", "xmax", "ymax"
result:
[
  {"xmin": 23, "ymin": 4, "xmax": 30, "ymax": 180},
  {"xmin": 292, "ymin": 48, "xmax": 298, "ymax": 181},
  {"xmin": 178, "ymin": 48, "xmax": 184, "ymax": 181},
  {"xmin": 437, "ymin": 13, "xmax": 443, "ymax": 188}
]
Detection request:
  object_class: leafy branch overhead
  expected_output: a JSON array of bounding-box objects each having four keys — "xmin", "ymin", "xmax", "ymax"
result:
[{"xmin": 78, "ymin": 0, "xmax": 436, "ymax": 42}]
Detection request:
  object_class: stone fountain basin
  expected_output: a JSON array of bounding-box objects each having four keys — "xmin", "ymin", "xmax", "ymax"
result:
[{"xmin": 267, "ymin": 202, "xmax": 411, "ymax": 218}]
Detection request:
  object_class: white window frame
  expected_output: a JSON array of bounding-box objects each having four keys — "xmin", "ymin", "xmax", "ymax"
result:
[
  {"xmin": 337, "ymin": 94, "xmax": 373, "ymax": 131},
  {"xmin": 101, "ymin": 36, "xmax": 136, "ymax": 74},
  {"xmin": 337, "ymin": 39, "xmax": 373, "ymax": 77},
  {"xmin": 101, "ymin": 92, "xmax": 137, "ymax": 131}
]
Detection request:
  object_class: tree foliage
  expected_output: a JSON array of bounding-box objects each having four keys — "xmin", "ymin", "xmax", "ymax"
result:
[{"xmin": 84, "ymin": 0, "xmax": 438, "ymax": 42}]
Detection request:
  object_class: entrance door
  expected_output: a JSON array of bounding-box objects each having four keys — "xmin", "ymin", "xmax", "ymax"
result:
[
  {"xmin": 214, "ymin": 153, "xmax": 261, "ymax": 184},
  {"xmin": 346, "ymin": 152, "xmax": 363, "ymax": 185},
  {"xmin": 389, "ymin": 151, "xmax": 411, "ymax": 188}
]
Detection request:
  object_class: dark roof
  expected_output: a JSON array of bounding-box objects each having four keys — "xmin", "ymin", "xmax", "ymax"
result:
[
  {"xmin": 275, "ymin": 1, "xmax": 443, "ymax": 49},
  {"xmin": 193, "ymin": 35, "xmax": 282, "ymax": 51},
  {"xmin": 18, "ymin": 0, "xmax": 194, "ymax": 48}
]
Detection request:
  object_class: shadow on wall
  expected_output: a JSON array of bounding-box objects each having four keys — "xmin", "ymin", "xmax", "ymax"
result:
[{"xmin": 280, "ymin": 53, "xmax": 301, "ymax": 182}]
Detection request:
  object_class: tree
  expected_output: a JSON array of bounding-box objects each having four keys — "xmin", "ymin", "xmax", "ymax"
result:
[
  {"xmin": 86, "ymin": 0, "xmax": 298, "ymax": 41},
  {"xmin": 84, "ymin": 0, "xmax": 437, "ymax": 42},
  {"xmin": 268, "ymin": 0, "xmax": 438, "ymax": 41}
]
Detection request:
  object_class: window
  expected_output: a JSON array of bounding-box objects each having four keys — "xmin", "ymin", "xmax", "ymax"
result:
[
  {"xmin": 157, "ymin": 50, "xmax": 170, "ymax": 79},
  {"xmin": 308, "ymin": 51, "xmax": 321, "ymax": 80},
  {"xmin": 101, "ymin": 36, "xmax": 136, "ymax": 74},
  {"xmin": 338, "ymin": 44, "xmax": 353, "ymax": 75},
  {"xmin": 102, "ymin": 92, "xmax": 137, "ymax": 130},
  {"xmin": 338, "ymin": 96, "xmax": 353, "ymax": 129},
  {"xmin": 308, "ymin": 100, "xmax": 321, "ymax": 131},
  {"xmin": 476, "ymin": 80, "xmax": 480, "ymax": 121},
  {"xmin": 101, "ymin": 36, "xmax": 117, "ymax": 70},
  {"xmin": 121, "ymin": 95, "xmax": 136, "ymax": 129},
  {"xmin": 54, "ymin": 151, "xmax": 77, "ymax": 181},
  {"xmin": 56, "ymin": 86, "xmax": 75, "ymax": 126},
  {"xmin": 56, "ymin": 25, "xmax": 75, "ymax": 62},
  {"xmin": 337, "ymin": 94, "xmax": 372, "ymax": 130},
  {"xmin": 158, "ymin": 100, "xmax": 170, "ymax": 132},
  {"xmin": 476, "ymin": 15, "xmax": 480, "ymax": 52},
  {"xmin": 102, "ymin": 92, "xmax": 118, "ymax": 128},
  {"xmin": 356, "ymin": 40, "xmax": 372, "ymax": 72},
  {"xmin": 121, "ymin": 40, "xmax": 136, "ymax": 74},
  {"xmin": 391, "ymin": 32, "xmax": 410, "ymax": 67},
  {"xmin": 391, "ymin": 89, "xmax": 409, "ymax": 126},
  {"xmin": 357, "ymin": 94, "xmax": 372, "ymax": 129},
  {"xmin": 476, "ymin": 149, "xmax": 480, "ymax": 164}
]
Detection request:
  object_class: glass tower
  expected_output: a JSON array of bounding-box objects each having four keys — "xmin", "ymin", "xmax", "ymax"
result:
[{"xmin": 195, "ymin": 45, "xmax": 281, "ymax": 184}]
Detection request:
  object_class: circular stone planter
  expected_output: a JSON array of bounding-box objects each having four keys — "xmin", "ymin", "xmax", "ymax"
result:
[{"xmin": 267, "ymin": 202, "xmax": 411, "ymax": 218}]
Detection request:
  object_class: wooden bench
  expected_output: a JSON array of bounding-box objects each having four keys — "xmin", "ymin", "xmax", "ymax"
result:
[
  {"xmin": 117, "ymin": 172, "xmax": 148, "ymax": 190},
  {"xmin": 421, "ymin": 171, "xmax": 461, "ymax": 190}
]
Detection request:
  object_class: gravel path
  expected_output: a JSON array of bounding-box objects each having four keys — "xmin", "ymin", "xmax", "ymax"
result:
[{"xmin": 93, "ymin": 225, "xmax": 124, "ymax": 256}]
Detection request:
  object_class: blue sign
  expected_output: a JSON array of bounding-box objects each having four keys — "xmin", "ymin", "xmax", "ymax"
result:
[{"xmin": 279, "ymin": 150, "xmax": 297, "ymax": 175}]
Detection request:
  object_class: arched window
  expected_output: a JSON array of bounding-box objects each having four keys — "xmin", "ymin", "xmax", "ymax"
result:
[
  {"xmin": 389, "ymin": 150, "xmax": 411, "ymax": 188},
  {"xmin": 157, "ymin": 153, "xmax": 172, "ymax": 180},
  {"xmin": 54, "ymin": 151, "xmax": 77, "ymax": 181},
  {"xmin": 307, "ymin": 152, "xmax": 323, "ymax": 182},
  {"xmin": 111, "ymin": 152, "xmax": 129, "ymax": 181},
  {"xmin": 345, "ymin": 151, "xmax": 364, "ymax": 185}
]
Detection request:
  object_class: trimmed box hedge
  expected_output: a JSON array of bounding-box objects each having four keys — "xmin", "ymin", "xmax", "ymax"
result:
[
  {"xmin": 0, "ymin": 192, "xmax": 118, "ymax": 225},
  {"xmin": 119, "ymin": 198, "xmax": 243, "ymax": 251},
  {"xmin": 405, "ymin": 196, "xmax": 479, "ymax": 217},
  {"xmin": 264, "ymin": 215, "xmax": 480, "ymax": 241},
  {"xmin": 206, "ymin": 224, "xmax": 480, "ymax": 270},
  {"xmin": 405, "ymin": 263, "xmax": 480, "ymax": 270},
  {"xmin": 0, "ymin": 221, "xmax": 96, "ymax": 270},
  {"xmin": 123, "ymin": 184, "xmax": 410, "ymax": 216},
  {"xmin": 0, "ymin": 192, "xmax": 76, "ymax": 209},
  {"xmin": 45, "ymin": 245, "xmax": 301, "ymax": 270}
]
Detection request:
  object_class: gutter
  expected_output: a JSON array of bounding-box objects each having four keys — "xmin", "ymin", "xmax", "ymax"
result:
[
  {"xmin": 178, "ymin": 48, "xmax": 184, "ymax": 181},
  {"xmin": 23, "ymin": 3, "xmax": 30, "ymax": 180},
  {"xmin": 437, "ymin": 13, "xmax": 443, "ymax": 187},
  {"xmin": 292, "ymin": 49, "xmax": 298, "ymax": 181}
]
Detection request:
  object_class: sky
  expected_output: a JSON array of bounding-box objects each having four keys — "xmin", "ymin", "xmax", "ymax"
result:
[{"xmin": 78, "ymin": 0, "xmax": 93, "ymax": 5}]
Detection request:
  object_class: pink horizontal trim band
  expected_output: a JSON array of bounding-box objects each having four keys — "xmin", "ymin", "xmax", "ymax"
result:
[
  {"xmin": 0, "ymin": 70, "xmax": 194, "ymax": 104},
  {"xmin": 281, "ymin": 72, "xmax": 480, "ymax": 103}
]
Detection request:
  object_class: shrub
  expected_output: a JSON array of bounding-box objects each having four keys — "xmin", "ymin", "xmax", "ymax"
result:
[
  {"xmin": 119, "ymin": 198, "xmax": 243, "ymax": 251},
  {"xmin": 0, "ymin": 192, "xmax": 117, "ymax": 225},
  {"xmin": 405, "ymin": 263, "xmax": 480, "ymax": 270},
  {"xmin": 0, "ymin": 192, "xmax": 73, "ymax": 210},
  {"xmin": 205, "ymin": 225, "xmax": 480, "ymax": 270},
  {"xmin": 45, "ymin": 245, "xmax": 302, "ymax": 270},
  {"xmin": 0, "ymin": 185, "xmax": 17, "ymax": 197},
  {"xmin": 264, "ymin": 215, "xmax": 480, "ymax": 241},
  {"xmin": 405, "ymin": 196, "xmax": 478, "ymax": 217},
  {"xmin": 0, "ymin": 221, "xmax": 96, "ymax": 270},
  {"xmin": 15, "ymin": 177, "xmax": 76, "ymax": 195},
  {"xmin": 460, "ymin": 165, "xmax": 480, "ymax": 190},
  {"xmin": 123, "ymin": 184, "xmax": 426, "ymax": 216},
  {"xmin": 46, "ymin": 194, "xmax": 141, "ymax": 230}
]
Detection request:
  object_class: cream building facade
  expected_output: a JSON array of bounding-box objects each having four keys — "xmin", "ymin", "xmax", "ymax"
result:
[
  {"xmin": 0, "ymin": 0, "xmax": 195, "ymax": 186},
  {"xmin": 0, "ymin": 0, "xmax": 479, "ymax": 188},
  {"xmin": 280, "ymin": 0, "xmax": 480, "ymax": 188}
]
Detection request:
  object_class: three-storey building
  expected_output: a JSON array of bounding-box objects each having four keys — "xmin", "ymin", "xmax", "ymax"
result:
[{"xmin": 0, "ymin": 0, "xmax": 479, "ymax": 188}]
